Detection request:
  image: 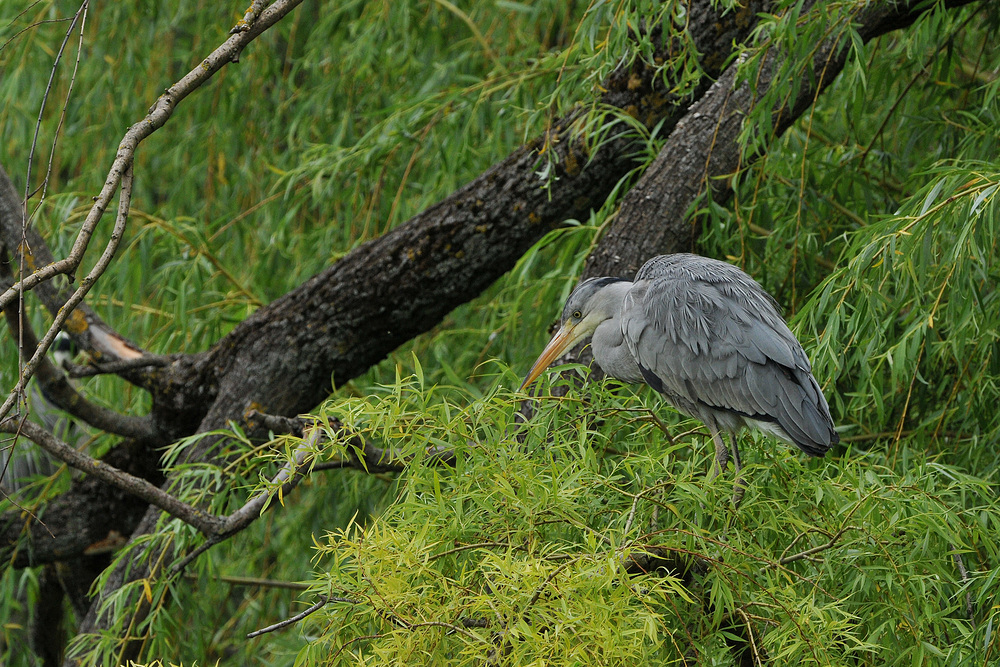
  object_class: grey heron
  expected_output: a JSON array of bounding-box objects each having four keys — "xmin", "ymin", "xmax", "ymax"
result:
[{"xmin": 521, "ymin": 254, "xmax": 838, "ymax": 478}]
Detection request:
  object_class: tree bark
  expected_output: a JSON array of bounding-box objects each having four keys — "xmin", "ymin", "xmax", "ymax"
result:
[
  {"xmin": 0, "ymin": 439, "xmax": 162, "ymax": 569},
  {"xmin": 582, "ymin": 0, "xmax": 980, "ymax": 281}
]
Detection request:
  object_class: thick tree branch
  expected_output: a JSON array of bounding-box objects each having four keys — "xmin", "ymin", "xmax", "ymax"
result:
[
  {"xmin": 0, "ymin": 435, "xmax": 163, "ymax": 568},
  {"xmin": 582, "ymin": 0, "xmax": 982, "ymax": 280},
  {"xmin": 185, "ymin": 2, "xmax": 775, "ymax": 432}
]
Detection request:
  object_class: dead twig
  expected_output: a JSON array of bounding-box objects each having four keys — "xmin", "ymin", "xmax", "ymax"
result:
[
  {"xmin": 246, "ymin": 594, "xmax": 359, "ymax": 638},
  {"xmin": 776, "ymin": 525, "xmax": 858, "ymax": 567}
]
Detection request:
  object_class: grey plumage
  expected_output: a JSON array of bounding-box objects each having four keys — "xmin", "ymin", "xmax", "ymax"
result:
[{"xmin": 522, "ymin": 253, "xmax": 838, "ymax": 476}]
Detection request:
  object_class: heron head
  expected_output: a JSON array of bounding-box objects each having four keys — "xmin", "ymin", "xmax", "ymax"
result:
[{"xmin": 520, "ymin": 277, "xmax": 629, "ymax": 390}]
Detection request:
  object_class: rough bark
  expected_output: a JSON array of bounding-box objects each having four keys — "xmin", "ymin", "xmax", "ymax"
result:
[
  {"xmin": 182, "ymin": 0, "xmax": 775, "ymax": 430},
  {"xmin": 0, "ymin": 439, "xmax": 163, "ymax": 568},
  {"xmin": 582, "ymin": 0, "xmax": 980, "ymax": 280}
]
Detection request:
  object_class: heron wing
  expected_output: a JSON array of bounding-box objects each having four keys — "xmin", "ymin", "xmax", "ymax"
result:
[{"xmin": 624, "ymin": 254, "xmax": 836, "ymax": 455}]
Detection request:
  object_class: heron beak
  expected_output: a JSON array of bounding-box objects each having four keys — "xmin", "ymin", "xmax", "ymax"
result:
[{"xmin": 520, "ymin": 322, "xmax": 582, "ymax": 390}]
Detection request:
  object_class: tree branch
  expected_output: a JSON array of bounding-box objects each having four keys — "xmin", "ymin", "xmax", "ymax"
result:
[
  {"xmin": 582, "ymin": 0, "xmax": 982, "ymax": 280},
  {"xmin": 0, "ymin": 299, "xmax": 156, "ymax": 440},
  {"xmin": 776, "ymin": 525, "xmax": 858, "ymax": 567},
  {"xmin": 0, "ymin": 161, "xmax": 137, "ymax": 422},
  {"xmin": 0, "ymin": 0, "xmax": 308, "ymax": 317},
  {"xmin": 62, "ymin": 356, "xmax": 171, "ymax": 379},
  {"xmin": 0, "ymin": 418, "xmax": 222, "ymax": 535},
  {"xmin": 246, "ymin": 594, "xmax": 359, "ymax": 639}
]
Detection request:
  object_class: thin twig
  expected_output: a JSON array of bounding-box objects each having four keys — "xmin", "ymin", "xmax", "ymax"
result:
[
  {"xmin": 246, "ymin": 594, "xmax": 359, "ymax": 638},
  {"xmin": 952, "ymin": 551, "xmax": 975, "ymax": 623},
  {"xmin": 0, "ymin": 417, "xmax": 220, "ymax": 535},
  {"xmin": 0, "ymin": 3, "xmax": 66, "ymax": 53},
  {"xmin": 37, "ymin": 2, "xmax": 90, "ymax": 210},
  {"xmin": 429, "ymin": 541, "xmax": 513, "ymax": 561},
  {"xmin": 22, "ymin": 1, "xmax": 88, "ymax": 225},
  {"xmin": 169, "ymin": 536, "xmax": 221, "ymax": 575},
  {"xmin": 1, "ymin": 160, "xmax": 136, "ymax": 421},
  {"xmin": 522, "ymin": 559, "xmax": 576, "ymax": 612},
  {"xmin": 0, "ymin": 0, "xmax": 308, "ymax": 315},
  {"xmin": 407, "ymin": 621, "xmax": 487, "ymax": 643},
  {"xmin": 184, "ymin": 573, "xmax": 310, "ymax": 590},
  {"xmin": 776, "ymin": 525, "xmax": 857, "ymax": 566},
  {"xmin": 623, "ymin": 488, "xmax": 641, "ymax": 535},
  {"xmin": 734, "ymin": 607, "xmax": 764, "ymax": 667}
]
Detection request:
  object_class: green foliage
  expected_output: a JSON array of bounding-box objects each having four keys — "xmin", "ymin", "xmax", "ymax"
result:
[
  {"xmin": 3, "ymin": 1, "xmax": 1000, "ymax": 666},
  {"xmin": 282, "ymin": 371, "xmax": 998, "ymax": 665}
]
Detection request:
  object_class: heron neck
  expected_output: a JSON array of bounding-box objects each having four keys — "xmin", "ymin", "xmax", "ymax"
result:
[{"xmin": 592, "ymin": 317, "xmax": 643, "ymax": 384}]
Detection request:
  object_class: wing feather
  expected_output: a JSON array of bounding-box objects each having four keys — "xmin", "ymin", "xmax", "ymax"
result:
[{"xmin": 625, "ymin": 254, "xmax": 837, "ymax": 455}]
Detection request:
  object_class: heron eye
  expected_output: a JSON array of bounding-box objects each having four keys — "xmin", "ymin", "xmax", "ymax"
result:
[{"xmin": 572, "ymin": 310, "xmax": 582, "ymax": 320}]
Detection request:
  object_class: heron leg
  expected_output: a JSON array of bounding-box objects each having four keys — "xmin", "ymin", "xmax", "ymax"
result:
[
  {"xmin": 729, "ymin": 433, "xmax": 747, "ymax": 508},
  {"xmin": 709, "ymin": 430, "xmax": 729, "ymax": 479},
  {"xmin": 728, "ymin": 434, "xmax": 742, "ymax": 476}
]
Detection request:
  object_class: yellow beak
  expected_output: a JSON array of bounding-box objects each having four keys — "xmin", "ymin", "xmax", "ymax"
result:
[{"xmin": 520, "ymin": 322, "xmax": 584, "ymax": 391}]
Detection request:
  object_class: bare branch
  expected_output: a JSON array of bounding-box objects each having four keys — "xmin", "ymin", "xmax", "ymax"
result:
[
  {"xmin": 776, "ymin": 525, "xmax": 858, "ymax": 567},
  {"xmin": 63, "ymin": 356, "xmax": 171, "ymax": 379},
  {"xmin": 0, "ymin": 301, "xmax": 156, "ymax": 440},
  {"xmin": 953, "ymin": 551, "xmax": 975, "ymax": 622},
  {"xmin": 0, "ymin": 0, "xmax": 307, "ymax": 318},
  {"xmin": 246, "ymin": 595, "xmax": 359, "ymax": 639},
  {"xmin": 522, "ymin": 559, "xmax": 576, "ymax": 614},
  {"xmin": 187, "ymin": 573, "xmax": 310, "ymax": 591},
  {"xmin": 0, "ymin": 418, "xmax": 220, "ymax": 535},
  {"xmin": 23, "ymin": 1, "xmax": 88, "ymax": 215},
  {"xmin": 1, "ymin": 161, "xmax": 137, "ymax": 422}
]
